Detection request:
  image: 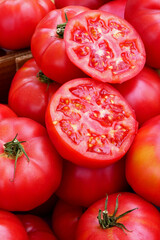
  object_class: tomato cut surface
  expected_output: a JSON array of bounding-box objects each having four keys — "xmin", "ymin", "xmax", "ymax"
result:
[
  {"xmin": 46, "ymin": 78, "xmax": 138, "ymax": 168},
  {"xmin": 64, "ymin": 10, "xmax": 146, "ymax": 83}
]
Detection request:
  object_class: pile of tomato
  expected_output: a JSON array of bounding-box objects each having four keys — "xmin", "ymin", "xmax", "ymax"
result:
[{"xmin": 0, "ymin": 0, "xmax": 160, "ymax": 239}]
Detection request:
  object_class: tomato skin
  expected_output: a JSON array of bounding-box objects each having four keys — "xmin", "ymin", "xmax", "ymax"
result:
[
  {"xmin": 0, "ymin": 0, "xmax": 55, "ymax": 50},
  {"xmin": 8, "ymin": 58, "xmax": 60, "ymax": 126},
  {"xmin": 52, "ymin": 199, "xmax": 84, "ymax": 240},
  {"xmin": 0, "ymin": 210, "xmax": 28, "ymax": 240},
  {"xmin": 31, "ymin": 6, "xmax": 89, "ymax": 84},
  {"xmin": 99, "ymin": 0, "xmax": 127, "ymax": 19},
  {"xmin": 114, "ymin": 66, "xmax": 160, "ymax": 125},
  {"xmin": 17, "ymin": 214, "xmax": 57, "ymax": 240},
  {"xmin": 126, "ymin": 115, "xmax": 160, "ymax": 207},
  {"xmin": 64, "ymin": 10, "xmax": 146, "ymax": 84},
  {"xmin": 56, "ymin": 158, "xmax": 130, "ymax": 207},
  {"xmin": 125, "ymin": 0, "xmax": 160, "ymax": 68},
  {"xmin": 0, "ymin": 117, "xmax": 62, "ymax": 211},
  {"xmin": 0, "ymin": 104, "xmax": 17, "ymax": 121},
  {"xmin": 76, "ymin": 192, "xmax": 160, "ymax": 239},
  {"xmin": 54, "ymin": 0, "xmax": 109, "ymax": 9},
  {"xmin": 45, "ymin": 78, "xmax": 138, "ymax": 168}
]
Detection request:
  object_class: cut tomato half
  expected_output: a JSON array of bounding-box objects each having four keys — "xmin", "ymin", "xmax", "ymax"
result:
[
  {"xmin": 64, "ymin": 10, "xmax": 146, "ymax": 83},
  {"xmin": 45, "ymin": 78, "xmax": 138, "ymax": 168}
]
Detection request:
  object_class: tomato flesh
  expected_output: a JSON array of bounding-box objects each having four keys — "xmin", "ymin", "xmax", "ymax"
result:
[
  {"xmin": 64, "ymin": 10, "xmax": 146, "ymax": 83},
  {"xmin": 46, "ymin": 78, "xmax": 138, "ymax": 167}
]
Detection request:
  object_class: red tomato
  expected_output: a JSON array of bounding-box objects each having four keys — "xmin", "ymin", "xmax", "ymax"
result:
[
  {"xmin": 64, "ymin": 10, "xmax": 146, "ymax": 83},
  {"xmin": 52, "ymin": 199, "xmax": 84, "ymax": 240},
  {"xmin": 0, "ymin": 104, "xmax": 17, "ymax": 121},
  {"xmin": 114, "ymin": 66, "xmax": 160, "ymax": 125},
  {"xmin": 126, "ymin": 115, "xmax": 160, "ymax": 207},
  {"xmin": 56, "ymin": 158, "xmax": 130, "ymax": 207},
  {"xmin": 54, "ymin": 0, "xmax": 109, "ymax": 9},
  {"xmin": 125, "ymin": 0, "xmax": 160, "ymax": 68},
  {"xmin": 31, "ymin": 6, "xmax": 89, "ymax": 84},
  {"xmin": 8, "ymin": 58, "xmax": 60, "ymax": 126},
  {"xmin": 45, "ymin": 78, "xmax": 138, "ymax": 168},
  {"xmin": 0, "ymin": 117, "xmax": 62, "ymax": 211},
  {"xmin": 28, "ymin": 231, "xmax": 57, "ymax": 240},
  {"xmin": 0, "ymin": 0, "xmax": 55, "ymax": 50},
  {"xmin": 99, "ymin": 0, "xmax": 127, "ymax": 19},
  {"xmin": 76, "ymin": 192, "xmax": 160, "ymax": 239},
  {"xmin": 0, "ymin": 210, "xmax": 28, "ymax": 240}
]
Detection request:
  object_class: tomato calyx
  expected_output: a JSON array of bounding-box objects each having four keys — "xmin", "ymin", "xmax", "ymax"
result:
[
  {"xmin": 97, "ymin": 194, "xmax": 138, "ymax": 233},
  {"xmin": 4, "ymin": 134, "xmax": 29, "ymax": 181},
  {"xmin": 37, "ymin": 70, "xmax": 53, "ymax": 89},
  {"xmin": 56, "ymin": 12, "xmax": 68, "ymax": 38}
]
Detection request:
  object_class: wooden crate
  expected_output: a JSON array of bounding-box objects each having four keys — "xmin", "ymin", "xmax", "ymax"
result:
[{"xmin": 0, "ymin": 48, "xmax": 32, "ymax": 103}]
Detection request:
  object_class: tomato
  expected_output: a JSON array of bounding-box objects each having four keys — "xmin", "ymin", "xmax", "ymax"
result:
[
  {"xmin": 99, "ymin": 0, "xmax": 127, "ymax": 19},
  {"xmin": 76, "ymin": 192, "xmax": 160, "ymax": 239},
  {"xmin": 125, "ymin": 0, "xmax": 160, "ymax": 69},
  {"xmin": 54, "ymin": 0, "xmax": 109, "ymax": 9},
  {"xmin": 52, "ymin": 199, "xmax": 84, "ymax": 240},
  {"xmin": 0, "ymin": 0, "xmax": 55, "ymax": 50},
  {"xmin": 0, "ymin": 117, "xmax": 62, "ymax": 211},
  {"xmin": 114, "ymin": 66, "xmax": 160, "ymax": 125},
  {"xmin": 0, "ymin": 104, "xmax": 17, "ymax": 121},
  {"xmin": 18, "ymin": 214, "xmax": 57, "ymax": 240},
  {"xmin": 64, "ymin": 10, "xmax": 146, "ymax": 84},
  {"xmin": 8, "ymin": 58, "xmax": 60, "ymax": 126},
  {"xmin": 56, "ymin": 158, "xmax": 130, "ymax": 207},
  {"xmin": 45, "ymin": 78, "xmax": 138, "ymax": 168},
  {"xmin": 126, "ymin": 115, "xmax": 160, "ymax": 207},
  {"xmin": 31, "ymin": 6, "xmax": 89, "ymax": 84},
  {"xmin": 0, "ymin": 210, "xmax": 28, "ymax": 240}
]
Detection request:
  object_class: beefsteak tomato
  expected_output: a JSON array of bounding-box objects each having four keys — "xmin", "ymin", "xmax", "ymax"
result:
[
  {"xmin": 64, "ymin": 10, "xmax": 146, "ymax": 83},
  {"xmin": 45, "ymin": 78, "xmax": 138, "ymax": 168}
]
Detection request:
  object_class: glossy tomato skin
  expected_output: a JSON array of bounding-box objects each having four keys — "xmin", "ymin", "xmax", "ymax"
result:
[
  {"xmin": 114, "ymin": 66, "xmax": 160, "ymax": 125},
  {"xmin": 126, "ymin": 115, "xmax": 160, "ymax": 207},
  {"xmin": 56, "ymin": 158, "xmax": 130, "ymax": 207},
  {"xmin": 18, "ymin": 214, "xmax": 57, "ymax": 240},
  {"xmin": 45, "ymin": 78, "xmax": 138, "ymax": 168},
  {"xmin": 55, "ymin": 0, "xmax": 109, "ymax": 9},
  {"xmin": 52, "ymin": 199, "xmax": 84, "ymax": 240},
  {"xmin": 0, "ymin": 104, "xmax": 17, "ymax": 121},
  {"xmin": 76, "ymin": 192, "xmax": 160, "ymax": 239},
  {"xmin": 31, "ymin": 6, "xmax": 89, "ymax": 84},
  {"xmin": 125, "ymin": 0, "xmax": 160, "ymax": 68},
  {"xmin": 8, "ymin": 58, "xmax": 60, "ymax": 126},
  {"xmin": 0, "ymin": 0, "xmax": 55, "ymax": 50},
  {"xmin": 64, "ymin": 10, "xmax": 146, "ymax": 84},
  {"xmin": 99, "ymin": 0, "xmax": 127, "ymax": 19},
  {"xmin": 0, "ymin": 210, "xmax": 28, "ymax": 240},
  {"xmin": 0, "ymin": 117, "xmax": 62, "ymax": 211}
]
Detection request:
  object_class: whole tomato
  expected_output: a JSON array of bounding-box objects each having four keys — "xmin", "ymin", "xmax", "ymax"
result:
[
  {"xmin": 125, "ymin": 0, "xmax": 160, "ymax": 68},
  {"xmin": 54, "ymin": 0, "xmax": 109, "ymax": 9},
  {"xmin": 52, "ymin": 199, "xmax": 84, "ymax": 240},
  {"xmin": 56, "ymin": 158, "xmax": 130, "ymax": 207},
  {"xmin": 18, "ymin": 214, "xmax": 57, "ymax": 240},
  {"xmin": 31, "ymin": 6, "xmax": 89, "ymax": 84},
  {"xmin": 114, "ymin": 66, "xmax": 160, "ymax": 125},
  {"xmin": 45, "ymin": 78, "xmax": 138, "ymax": 168},
  {"xmin": 64, "ymin": 10, "xmax": 146, "ymax": 83},
  {"xmin": 76, "ymin": 192, "xmax": 160, "ymax": 239},
  {"xmin": 8, "ymin": 58, "xmax": 60, "ymax": 126},
  {"xmin": 0, "ymin": 0, "xmax": 55, "ymax": 50},
  {"xmin": 126, "ymin": 115, "xmax": 160, "ymax": 207},
  {"xmin": 0, "ymin": 117, "xmax": 62, "ymax": 211},
  {"xmin": 0, "ymin": 104, "xmax": 17, "ymax": 121},
  {"xmin": 99, "ymin": 0, "xmax": 127, "ymax": 19},
  {"xmin": 0, "ymin": 210, "xmax": 28, "ymax": 240}
]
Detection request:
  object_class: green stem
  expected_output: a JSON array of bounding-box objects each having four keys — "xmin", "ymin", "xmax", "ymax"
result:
[
  {"xmin": 4, "ymin": 134, "xmax": 29, "ymax": 181},
  {"xmin": 97, "ymin": 194, "xmax": 138, "ymax": 234},
  {"xmin": 56, "ymin": 12, "xmax": 68, "ymax": 38},
  {"xmin": 37, "ymin": 70, "xmax": 53, "ymax": 90}
]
